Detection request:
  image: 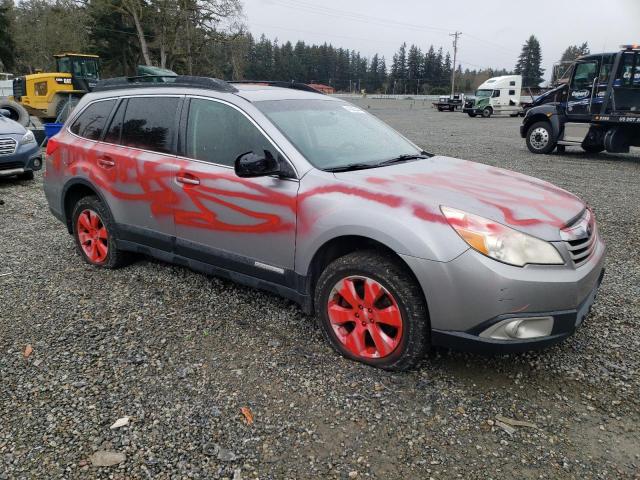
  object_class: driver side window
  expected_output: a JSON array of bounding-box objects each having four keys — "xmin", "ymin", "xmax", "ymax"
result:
[
  {"xmin": 185, "ymin": 99, "xmax": 275, "ymax": 167},
  {"xmin": 572, "ymin": 62, "xmax": 598, "ymax": 90}
]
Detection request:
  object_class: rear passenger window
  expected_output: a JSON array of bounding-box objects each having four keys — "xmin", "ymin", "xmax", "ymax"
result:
[
  {"xmin": 185, "ymin": 98, "xmax": 274, "ymax": 167},
  {"xmin": 70, "ymin": 100, "xmax": 115, "ymax": 140},
  {"xmin": 121, "ymin": 97, "xmax": 179, "ymax": 153}
]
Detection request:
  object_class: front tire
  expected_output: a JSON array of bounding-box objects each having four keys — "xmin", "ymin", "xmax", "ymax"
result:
[
  {"xmin": 482, "ymin": 107, "xmax": 492, "ymax": 118},
  {"xmin": 526, "ymin": 121, "xmax": 556, "ymax": 154},
  {"xmin": 467, "ymin": 112, "xmax": 476, "ymax": 118},
  {"xmin": 71, "ymin": 196, "xmax": 130, "ymax": 268},
  {"xmin": 314, "ymin": 250, "xmax": 428, "ymax": 371}
]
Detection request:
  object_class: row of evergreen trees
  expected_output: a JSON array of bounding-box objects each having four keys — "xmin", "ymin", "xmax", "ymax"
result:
[
  {"xmin": 0, "ymin": 0, "xmax": 591, "ymax": 93},
  {"xmin": 242, "ymin": 36, "xmax": 459, "ymax": 94}
]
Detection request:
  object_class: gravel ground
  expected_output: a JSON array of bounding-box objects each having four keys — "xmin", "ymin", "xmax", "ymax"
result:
[{"xmin": 1, "ymin": 100, "xmax": 639, "ymax": 479}]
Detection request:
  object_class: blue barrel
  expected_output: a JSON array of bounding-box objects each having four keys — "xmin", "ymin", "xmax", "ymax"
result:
[{"xmin": 43, "ymin": 123, "xmax": 64, "ymax": 139}]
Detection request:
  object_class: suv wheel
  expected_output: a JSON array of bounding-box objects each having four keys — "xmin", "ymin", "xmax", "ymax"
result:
[
  {"xmin": 526, "ymin": 121, "xmax": 556, "ymax": 154},
  {"xmin": 314, "ymin": 250, "xmax": 428, "ymax": 371},
  {"xmin": 72, "ymin": 196, "xmax": 129, "ymax": 268}
]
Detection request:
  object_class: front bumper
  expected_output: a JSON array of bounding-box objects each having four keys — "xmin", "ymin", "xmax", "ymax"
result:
[
  {"xmin": 401, "ymin": 235, "xmax": 606, "ymax": 353},
  {"xmin": 463, "ymin": 107, "xmax": 482, "ymax": 115},
  {"xmin": 0, "ymin": 142, "xmax": 42, "ymax": 177},
  {"xmin": 430, "ymin": 268, "xmax": 604, "ymax": 353}
]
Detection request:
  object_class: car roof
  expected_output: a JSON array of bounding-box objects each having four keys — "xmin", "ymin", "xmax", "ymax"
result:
[
  {"xmin": 232, "ymin": 83, "xmax": 340, "ymax": 102},
  {"xmin": 83, "ymin": 83, "xmax": 341, "ymax": 105}
]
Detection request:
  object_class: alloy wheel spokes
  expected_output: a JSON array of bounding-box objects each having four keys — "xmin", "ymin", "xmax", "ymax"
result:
[
  {"xmin": 327, "ymin": 276, "xmax": 403, "ymax": 359},
  {"xmin": 77, "ymin": 209, "xmax": 109, "ymax": 264}
]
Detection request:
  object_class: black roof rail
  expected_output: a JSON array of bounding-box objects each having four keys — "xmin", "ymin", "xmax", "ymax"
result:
[
  {"xmin": 94, "ymin": 75, "xmax": 238, "ymax": 93},
  {"xmin": 229, "ymin": 80, "xmax": 324, "ymax": 94}
]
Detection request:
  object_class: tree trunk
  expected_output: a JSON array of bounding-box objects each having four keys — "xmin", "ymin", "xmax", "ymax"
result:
[
  {"xmin": 131, "ymin": 8, "xmax": 152, "ymax": 66},
  {"xmin": 185, "ymin": 8, "xmax": 193, "ymax": 75}
]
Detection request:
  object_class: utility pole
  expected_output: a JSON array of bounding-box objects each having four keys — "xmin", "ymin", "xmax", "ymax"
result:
[{"xmin": 449, "ymin": 31, "xmax": 462, "ymax": 97}]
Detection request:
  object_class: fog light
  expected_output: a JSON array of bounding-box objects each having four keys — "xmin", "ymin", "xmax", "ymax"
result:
[
  {"xmin": 480, "ymin": 316, "xmax": 554, "ymax": 340},
  {"xmin": 33, "ymin": 158, "xmax": 41, "ymax": 168}
]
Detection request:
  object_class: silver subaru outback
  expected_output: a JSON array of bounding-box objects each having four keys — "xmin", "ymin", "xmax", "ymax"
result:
[{"xmin": 43, "ymin": 77, "xmax": 605, "ymax": 370}]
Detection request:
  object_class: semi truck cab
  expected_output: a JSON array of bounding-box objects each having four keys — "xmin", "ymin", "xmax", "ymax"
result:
[{"xmin": 463, "ymin": 75, "xmax": 523, "ymax": 118}]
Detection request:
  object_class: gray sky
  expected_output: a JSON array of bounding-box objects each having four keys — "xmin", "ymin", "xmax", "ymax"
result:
[{"xmin": 241, "ymin": 0, "xmax": 640, "ymax": 82}]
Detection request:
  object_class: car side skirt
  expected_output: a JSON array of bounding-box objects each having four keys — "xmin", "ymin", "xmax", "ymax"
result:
[{"xmin": 116, "ymin": 224, "xmax": 313, "ymax": 313}]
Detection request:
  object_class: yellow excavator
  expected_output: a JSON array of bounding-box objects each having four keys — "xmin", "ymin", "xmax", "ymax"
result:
[
  {"xmin": 12, "ymin": 53, "xmax": 101, "ymax": 120},
  {"xmin": 0, "ymin": 53, "xmax": 176, "ymax": 126}
]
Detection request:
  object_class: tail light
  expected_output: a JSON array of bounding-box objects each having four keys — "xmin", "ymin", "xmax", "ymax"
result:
[{"xmin": 46, "ymin": 137, "xmax": 60, "ymax": 156}]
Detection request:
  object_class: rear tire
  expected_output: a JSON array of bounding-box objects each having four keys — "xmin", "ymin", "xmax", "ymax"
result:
[
  {"xmin": 526, "ymin": 121, "xmax": 556, "ymax": 154},
  {"xmin": 0, "ymin": 99, "xmax": 29, "ymax": 126},
  {"xmin": 71, "ymin": 196, "xmax": 130, "ymax": 269},
  {"xmin": 581, "ymin": 143, "xmax": 605, "ymax": 154},
  {"xmin": 314, "ymin": 250, "xmax": 428, "ymax": 371}
]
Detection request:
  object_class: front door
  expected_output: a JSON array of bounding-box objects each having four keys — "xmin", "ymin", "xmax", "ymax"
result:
[
  {"xmin": 173, "ymin": 97, "xmax": 299, "ymax": 283},
  {"xmin": 567, "ymin": 60, "xmax": 599, "ymax": 119}
]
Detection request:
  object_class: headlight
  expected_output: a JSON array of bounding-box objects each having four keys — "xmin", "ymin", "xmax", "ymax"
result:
[
  {"xmin": 19, "ymin": 131, "xmax": 36, "ymax": 146},
  {"xmin": 441, "ymin": 206, "xmax": 564, "ymax": 267}
]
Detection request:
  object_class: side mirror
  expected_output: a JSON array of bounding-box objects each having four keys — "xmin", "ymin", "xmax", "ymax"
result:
[
  {"xmin": 234, "ymin": 150, "xmax": 281, "ymax": 178},
  {"xmin": 0, "ymin": 109, "xmax": 10, "ymax": 118}
]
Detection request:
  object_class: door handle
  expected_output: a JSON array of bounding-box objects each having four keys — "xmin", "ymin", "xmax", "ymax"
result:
[
  {"xmin": 97, "ymin": 157, "xmax": 115, "ymax": 168},
  {"xmin": 177, "ymin": 173, "xmax": 200, "ymax": 186}
]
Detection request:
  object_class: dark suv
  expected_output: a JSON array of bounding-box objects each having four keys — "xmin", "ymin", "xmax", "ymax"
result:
[{"xmin": 43, "ymin": 76, "xmax": 604, "ymax": 370}]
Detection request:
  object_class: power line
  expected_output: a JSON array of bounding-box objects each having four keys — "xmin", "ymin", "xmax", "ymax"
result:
[{"xmin": 265, "ymin": 0, "xmax": 518, "ymax": 63}]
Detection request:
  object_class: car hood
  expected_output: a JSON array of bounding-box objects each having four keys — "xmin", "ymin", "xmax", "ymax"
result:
[
  {"xmin": 333, "ymin": 156, "xmax": 585, "ymax": 241},
  {"xmin": 0, "ymin": 115, "xmax": 26, "ymax": 135}
]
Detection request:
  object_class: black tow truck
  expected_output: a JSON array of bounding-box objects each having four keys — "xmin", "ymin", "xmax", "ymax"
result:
[{"xmin": 521, "ymin": 45, "xmax": 640, "ymax": 154}]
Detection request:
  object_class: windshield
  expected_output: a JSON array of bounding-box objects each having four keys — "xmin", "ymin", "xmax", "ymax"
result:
[
  {"xmin": 58, "ymin": 57, "xmax": 99, "ymax": 79},
  {"xmin": 255, "ymin": 99, "xmax": 421, "ymax": 170},
  {"xmin": 475, "ymin": 89, "xmax": 492, "ymax": 98}
]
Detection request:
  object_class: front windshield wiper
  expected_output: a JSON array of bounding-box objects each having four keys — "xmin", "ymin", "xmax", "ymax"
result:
[
  {"xmin": 376, "ymin": 153, "xmax": 431, "ymax": 167},
  {"xmin": 323, "ymin": 163, "xmax": 378, "ymax": 173}
]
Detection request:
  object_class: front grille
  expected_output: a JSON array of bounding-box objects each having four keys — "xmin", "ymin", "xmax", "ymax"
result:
[
  {"xmin": 0, "ymin": 137, "xmax": 17, "ymax": 156},
  {"xmin": 561, "ymin": 209, "xmax": 597, "ymax": 267}
]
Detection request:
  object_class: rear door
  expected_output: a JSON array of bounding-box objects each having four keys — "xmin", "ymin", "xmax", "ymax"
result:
[
  {"xmin": 173, "ymin": 96, "xmax": 299, "ymax": 284},
  {"xmin": 97, "ymin": 95, "xmax": 182, "ymax": 250}
]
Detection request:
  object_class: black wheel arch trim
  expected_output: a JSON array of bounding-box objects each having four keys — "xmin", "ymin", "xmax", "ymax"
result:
[
  {"xmin": 522, "ymin": 106, "xmax": 562, "ymax": 139},
  {"xmin": 60, "ymin": 177, "xmax": 116, "ymax": 234}
]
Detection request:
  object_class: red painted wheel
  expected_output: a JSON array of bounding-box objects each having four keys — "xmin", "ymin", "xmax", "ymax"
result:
[
  {"xmin": 327, "ymin": 276, "xmax": 403, "ymax": 359},
  {"xmin": 76, "ymin": 208, "xmax": 109, "ymax": 264}
]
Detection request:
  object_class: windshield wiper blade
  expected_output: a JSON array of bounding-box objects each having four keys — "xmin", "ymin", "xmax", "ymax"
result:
[
  {"xmin": 323, "ymin": 163, "xmax": 377, "ymax": 172},
  {"xmin": 376, "ymin": 153, "xmax": 431, "ymax": 167}
]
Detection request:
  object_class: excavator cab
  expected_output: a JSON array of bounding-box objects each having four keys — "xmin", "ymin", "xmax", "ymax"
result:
[{"xmin": 54, "ymin": 54, "xmax": 101, "ymax": 91}]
